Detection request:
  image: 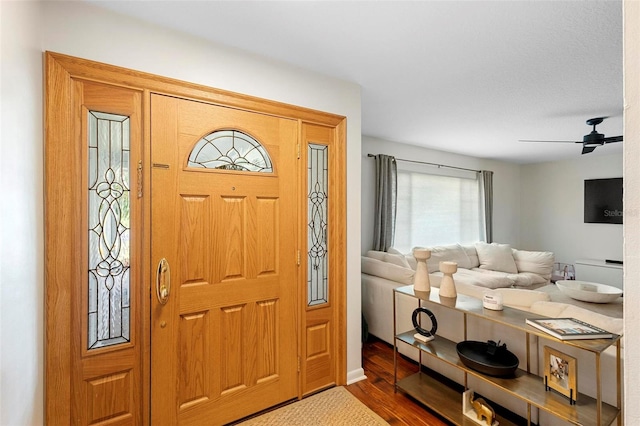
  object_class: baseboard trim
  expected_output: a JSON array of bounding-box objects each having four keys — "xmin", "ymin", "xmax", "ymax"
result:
[{"xmin": 346, "ymin": 367, "xmax": 367, "ymax": 385}]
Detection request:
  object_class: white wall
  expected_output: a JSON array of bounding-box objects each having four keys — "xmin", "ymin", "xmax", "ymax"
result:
[
  {"xmin": 0, "ymin": 1, "xmax": 363, "ymax": 423},
  {"xmin": 520, "ymin": 154, "xmax": 623, "ymax": 264},
  {"xmin": 623, "ymin": 0, "xmax": 640, "ymax": 423},
  {"xmin": 0, "ymin": 2, "xmax": 44, "ymax": 425},
  {"xmin": 361, "ymin": 135, "xmax": 522, "ymax": 253}
]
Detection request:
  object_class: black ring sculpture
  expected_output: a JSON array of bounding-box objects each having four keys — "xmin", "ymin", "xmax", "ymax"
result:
[{"xmin": 412, "ymin": 307, "xmax": 438, "ymax": 338}]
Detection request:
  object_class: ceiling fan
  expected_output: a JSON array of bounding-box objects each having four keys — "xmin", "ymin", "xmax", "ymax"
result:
[{"xmin": 519, "ymin": 117, "xmax": 623, "ymax": 154}]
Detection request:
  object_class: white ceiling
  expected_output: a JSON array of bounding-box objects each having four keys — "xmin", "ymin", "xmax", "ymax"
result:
[{"xmin": 89, "ymin": 0, "xmax": 623, "ymax": 164}]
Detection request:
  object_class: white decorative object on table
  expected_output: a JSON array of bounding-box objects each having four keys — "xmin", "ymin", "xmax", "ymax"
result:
[
  {"xmin": 439, "ymin": 261, "xmax": 458, "ymax": 298},
  {"xmin": 556, "ymin": 280, "xmax": 623, "ymax": 303},
  {"xmin": 413, "ymin": 248, "xmax": 432, "ymax": 292},
  {"xmin": 483, "ymin": 291, "xmax": 504, "ymax": 311}
]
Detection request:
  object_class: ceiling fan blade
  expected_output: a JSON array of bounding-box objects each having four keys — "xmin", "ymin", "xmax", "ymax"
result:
[
  {"xmin": 518, "ymin": 139, "xmax": 578, "ymax": 144},
  {"xmin": 603, "ymin": 135, "xmax": 623, "ymax": 143},
  {"xmin": 520, "ymin": 118, "xmax": 621, "ymax": 156}
]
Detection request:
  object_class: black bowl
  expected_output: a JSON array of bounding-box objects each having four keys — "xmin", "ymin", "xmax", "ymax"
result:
[{"xmin": 456, "ymin": 340, "xmax": 519, "ymax": 377}]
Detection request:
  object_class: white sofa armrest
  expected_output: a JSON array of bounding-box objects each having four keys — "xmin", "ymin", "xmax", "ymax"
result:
[{"xmin": 361, "ymin": 256, "xmax": 414, "ymax": 284}]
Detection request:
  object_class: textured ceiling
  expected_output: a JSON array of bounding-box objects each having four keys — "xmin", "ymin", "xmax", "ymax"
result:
[{"xmin": 89, "ymin": 0, "xmax": 623, "ymax": 164}]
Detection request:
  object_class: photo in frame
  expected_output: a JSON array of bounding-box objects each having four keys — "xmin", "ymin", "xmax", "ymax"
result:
[{"xmin": 544, "ymin": 346, "xmax": 578, "ymax": 404}]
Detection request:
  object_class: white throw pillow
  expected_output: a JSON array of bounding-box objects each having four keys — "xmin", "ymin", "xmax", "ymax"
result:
[
  {"xmin": 418, "ymin": 244, "xmax": 472, "ymax": 273},
  {"xmin": 460, "ymin": 244, "xmax": 480, "ymax": 268},
  {"xmin": 361, "ymin": 256, "xmax": 415, "ymax": 284},
  {"xmin": 512, "ymin": 249, "xmax": 554, "ymax": 279},
  {"xmin": 388, "ymin": 247, "xmax": 417, "ymax": 270},
  {"xmin": 475, "ymin": 242, "xmax": 518, "ymax": 274}
]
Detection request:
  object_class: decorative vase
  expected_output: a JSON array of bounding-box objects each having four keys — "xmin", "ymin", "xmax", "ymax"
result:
[
  {"xmin": 413, "ymin": 248, "xmax": 431, "ymax": 293},
  {"xmin": 439, "ymin": 261, "xmax": 458, "ymax": 298}
]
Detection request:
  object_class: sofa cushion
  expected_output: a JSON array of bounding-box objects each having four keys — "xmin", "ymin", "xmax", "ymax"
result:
[
  {"xmin": 512, "ymin": 249, "xmax": 554, "ymax": 279},
  {"xmin": 494, "ymin": 288, "xmax": 552, "ymax": 310},
  {"xmin": 435, "ymin": 268, "xmax": 515, "ymax": 289},
  {"xmin": 366, "ymin": 250, "xmax": 411, "ymax": 269},
  {"xmin": 506, "ymin": 272, "xmax": 548, "ymax": 287},
  {"xmin": 388, "ymin": 247, "xmax": 417, "ymax": 270},
  {"xmin": 475, "ymin": 242, "xmax": 518, "ymax": 274},
  {"xmin": 447, "ymin": 282, "xmax": 551, "ymax": 309},
  {"xmin": 460, "ymin": 244, "xmax": 480, "ymax": 268},
  {"xmin": 361, "ymin": 256, "xmax": 415, "ymax": 284},
  {"xmin": 415, "ymin": 244, "xmax": 472, "ymax": 272}
]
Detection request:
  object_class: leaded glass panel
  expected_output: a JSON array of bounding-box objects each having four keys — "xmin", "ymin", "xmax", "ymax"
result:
[
  {"xmin": 88, "ymin": 111, "xmax": 131, "ymax": 350},
  {"xmin": 188, "ymin": 130, "xmax": 273, "ymax": 172},
  {"xmin": 307, "ymin": 143, "xmax": 328, "ymax": 306}
]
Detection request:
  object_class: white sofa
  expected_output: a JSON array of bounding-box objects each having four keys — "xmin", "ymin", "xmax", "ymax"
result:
[
  {"xmin": 363, "ymin": 242, "xmax": 555, "ymax": 290},
  {"xmin": 361, "ymin": 244, "xmax": 623, "ymax": 425}
]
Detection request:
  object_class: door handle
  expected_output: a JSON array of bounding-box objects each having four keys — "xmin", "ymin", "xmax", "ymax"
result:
[{"xmin": 156, "ymin": 258, "xmax": 171, "ymax": 305}]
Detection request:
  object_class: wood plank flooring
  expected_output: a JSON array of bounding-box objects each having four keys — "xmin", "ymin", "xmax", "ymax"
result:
[{"xmin": 346, "ymin": 337, "xmax": 449, "ymax": 425}]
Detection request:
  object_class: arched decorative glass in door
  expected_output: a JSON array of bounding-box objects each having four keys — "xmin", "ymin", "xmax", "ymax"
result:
[{"xmin": 187, "ymin": 129, "xmax": 273, "ymax": 172}]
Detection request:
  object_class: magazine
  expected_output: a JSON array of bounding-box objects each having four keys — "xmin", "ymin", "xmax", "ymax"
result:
[{"xmin": 525, "ymin": 317, "xmax": 613, "ymax": 340}]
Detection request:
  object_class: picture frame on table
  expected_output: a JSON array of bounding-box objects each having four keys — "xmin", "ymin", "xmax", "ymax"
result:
[{"xmin": 544, "ymin": 346, "xmax": 578, "ymax": 404}]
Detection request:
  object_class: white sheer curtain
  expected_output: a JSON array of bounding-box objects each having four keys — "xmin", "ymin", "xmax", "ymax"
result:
[{"xmin": 394, "ymin": 166, "xmax": 482, "ymax": 253}]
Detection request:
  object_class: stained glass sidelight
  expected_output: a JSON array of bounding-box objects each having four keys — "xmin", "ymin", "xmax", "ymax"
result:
[
  {"xmin": 88, "ymin": 111, "xmax": 131, "ymax": 350},
  {"xmin": 187, "ymin": 130, "xmax": 273, "ymax": 172},
  {"xmin": 307, "ymin": 144, "xmax": 329, "ymax": 306}
]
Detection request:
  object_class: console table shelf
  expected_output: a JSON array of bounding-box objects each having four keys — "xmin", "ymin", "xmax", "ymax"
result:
[
  {"xmin": 393, "ymin": 285, "xmax": 622, "ymax": 426},
  {"xmin": 396, "ymin": 373, "xmax": 519, "ymax": 426}
]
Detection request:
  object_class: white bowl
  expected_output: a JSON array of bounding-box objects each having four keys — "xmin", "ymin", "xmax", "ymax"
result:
[{"xmin": 556, "ymin": 280, "xmax": 622, "ymax": 303}]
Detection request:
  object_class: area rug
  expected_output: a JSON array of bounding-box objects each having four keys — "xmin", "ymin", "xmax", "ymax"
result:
[{"xmin": 236, "ymin": 386, "xmax": 388, "ymax": 425}]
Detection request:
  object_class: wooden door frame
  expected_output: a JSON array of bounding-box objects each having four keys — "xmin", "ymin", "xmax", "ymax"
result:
[{"xmin": 44, "ymin": 51, "xmax": 347, "ymax": 425}]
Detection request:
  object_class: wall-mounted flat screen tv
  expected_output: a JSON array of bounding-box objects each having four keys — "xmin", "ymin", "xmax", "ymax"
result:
[{"xmin": 584, "ymin": 178, "xmax": 623, "ymax": 224}]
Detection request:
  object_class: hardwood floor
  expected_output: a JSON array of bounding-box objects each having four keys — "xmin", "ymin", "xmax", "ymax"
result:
[{"xmin": 346, "ymin": 337, "xmax": 449, "ymax": 425}]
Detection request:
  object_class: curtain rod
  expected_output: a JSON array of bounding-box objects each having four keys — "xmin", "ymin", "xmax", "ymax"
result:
[{"xmin": 367, "ymin": 153, "xmax": 481, "ymax": 173}]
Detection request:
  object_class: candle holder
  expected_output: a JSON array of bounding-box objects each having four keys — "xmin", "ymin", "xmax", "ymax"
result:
[
  {"xmin": 413, "ymin": 248, "xmax": 432, "ymax": 292},
  {"xmin": 439, "ymin": 261, "xmax": 458, "ymax": 298}
]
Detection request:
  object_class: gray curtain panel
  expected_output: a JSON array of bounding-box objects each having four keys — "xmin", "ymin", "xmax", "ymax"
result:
[
  {"xmin": 373, "ymin": 154, "xmax": 397, "ymax": 251},
  {"xmin": 481, "ymin": 170, "xmax": 494, "ymax": 243}
]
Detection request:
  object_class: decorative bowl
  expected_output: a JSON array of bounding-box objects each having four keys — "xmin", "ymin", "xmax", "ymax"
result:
[
  {"xmin": 556, "ymin": 280, "xmax": 622, "ymax": 303},
  {"xmin": 456, "ymin": 340, "xmax": 519, "ymax": 377}
]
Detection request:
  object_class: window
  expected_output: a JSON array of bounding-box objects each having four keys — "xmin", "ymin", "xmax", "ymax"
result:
[{"xmin": 394, "ymin": 167, "xmax": 483, "ymax": 253}]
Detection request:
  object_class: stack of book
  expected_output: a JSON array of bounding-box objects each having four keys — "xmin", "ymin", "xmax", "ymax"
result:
[{"xmin": 525, "ymin": 317, "xmax": 613, "ymax": 340}]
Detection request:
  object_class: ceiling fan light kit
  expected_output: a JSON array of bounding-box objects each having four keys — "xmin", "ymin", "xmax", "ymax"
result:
[{"xmin": 519, "ymin": 116, "xmax": 623, "ymax": 155}]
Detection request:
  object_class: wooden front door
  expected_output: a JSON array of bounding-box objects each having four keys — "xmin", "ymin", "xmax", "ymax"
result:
[
  {"xmin": 45, "ymin": 52, "xmax": 346, "ymax": 426},
  {"xmin": 150, "ymin": 94, "xmax": 299, "ymax": 425}
]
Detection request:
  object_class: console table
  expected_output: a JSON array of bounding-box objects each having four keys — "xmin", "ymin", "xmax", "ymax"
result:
[{"xmin": 393, "ymin": 285, "xmax": 622, "ymax": 426}]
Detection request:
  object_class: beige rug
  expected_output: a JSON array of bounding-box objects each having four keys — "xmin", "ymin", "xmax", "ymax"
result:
[{"xmin": 236, "ymin": 386, "xmax": 388, "ymax": 425}]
